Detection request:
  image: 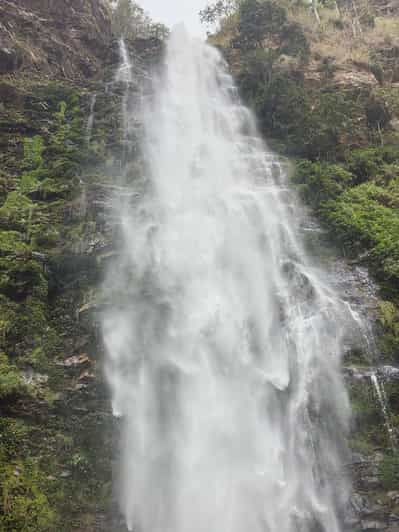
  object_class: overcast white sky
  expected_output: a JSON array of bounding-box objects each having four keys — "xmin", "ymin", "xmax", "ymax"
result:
[{"xmin": 140, "ymin": 0, "xmax": 208, "ymax": 35}]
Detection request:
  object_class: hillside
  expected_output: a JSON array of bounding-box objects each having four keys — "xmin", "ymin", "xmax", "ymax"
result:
[{"xmin": 1, "ymin": 0, "xmax": 399, "ymax": 530}]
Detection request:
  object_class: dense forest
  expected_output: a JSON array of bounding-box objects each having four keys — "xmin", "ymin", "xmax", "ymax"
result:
[{"xmin": 0, "ymin": 0, "xmax": 399, "ymax": 530}]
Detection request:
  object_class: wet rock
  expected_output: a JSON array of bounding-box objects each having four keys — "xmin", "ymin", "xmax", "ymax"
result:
[
  {"xmin": 21, "ymin": 368, "xmax": 49, "ymax": 387},
  {"xmin": 361, "ymin": 520, "xmax": 389, "ymax": 530},
  {"xmin": 388, "ymin": 492, "xmax": 399, "ymax": 502},
  {"xmin": 60, "ymin": 354, "xmax": 91, "ymax": 369},
  {"xmin": 0, "ymin": 47, "xmax": 22, "ymax": 74},
  {"xmin": 344, "ymin": 365, "xmax": 399, "ymax": 382},
  {"xmin": 352, "ymin": 492, "xmax": 369, "ymax": 513},
  {"xmin": 78, "ymin": 370, "xmax": 95, "ymax": 384}
]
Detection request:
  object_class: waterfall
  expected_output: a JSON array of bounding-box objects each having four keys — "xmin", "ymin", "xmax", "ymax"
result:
[{"xmin": 103, "ymin": 28, "xmax": 353, "ymax": 532}]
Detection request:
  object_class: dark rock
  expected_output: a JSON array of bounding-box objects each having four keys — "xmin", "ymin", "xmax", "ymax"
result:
[
  {"xmin": 61, "ymin": 354, "xmax": 91, "ymax": 369},
  {"xmin": 0, "ymin": 0, "xmax": 112, "ymax": 82},
  {"xmin": 361, "ymin": 520, "xmax": 389, "ymax": 530},
  {"xmin": 0, "ymin": 47, "xmax": 22, "ymax": 74}
]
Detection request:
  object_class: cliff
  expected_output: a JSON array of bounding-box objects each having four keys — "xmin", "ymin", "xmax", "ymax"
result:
[
  {"xmin": 1, "ymin": 0, "xmax": 399, "ymax": 530},
  {"xmin": 0, "ymin": 1, "xmax": 129, "ymax": 529},
  {"xmin": 0, "ymin": 0, "xmax": 112, "ymax": 80}
]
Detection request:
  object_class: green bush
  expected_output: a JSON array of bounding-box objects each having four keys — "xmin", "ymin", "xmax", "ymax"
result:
[
  {"xmin": 346, "ymin": 148, "xmax": 384, "ymax": 184},
  {"xmin": 378, "ymin": 453, "xmax": 399, "ymax": 490},
  {"xmin": 20, "ymin": 136, "xmax": 49, "ymax": 195},
  {"xmin": 22, "ymin": 137, "xmax": 45, "ymax": 173},
  {"xmin": 349, "ymin": 380, "xmax": 388, "ymax": 447},
  {"xmin": 0, "ymin": 353, "xmax": 27, "ymax": 399},
  {"xmin": 293, "ymin": 160, "xmax": 353, "ymax": 209},
  {"xmin": 377, "ymin": 301, "xmax": 399, "ymax": 361},
  {"xmin": 322, "ymin": 182, "xmax": 399, "ymax": 288},
  {"xmin": 0, "ymin": 459, "xmax": 58, "ymax": 531},
  {"xmin": 239, "ymin": 73, "xmax": 362, "ymax": 158},
  {"xmin": 0, "ymin": 192, "xmax": 35, "ymax": 232},
  {"xmin": 235, "ymin": 0, "xmax": 287, "ymax": 50}
]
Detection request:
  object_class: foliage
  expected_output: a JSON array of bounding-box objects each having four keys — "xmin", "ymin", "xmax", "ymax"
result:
[
  {"xmin": 378, "ymin": 301, "xmax": 399, "ymax": 334},
  {"xmin": 349, "ymin": 380, "xmax": 388, "ymax": 447},
  {"xmin": 199, "ymin": 0, "xmax": 237, "ymax": 27},
  {"xmin": 0, "ymin": 353, "xmax": 27, "ymax": 399},
  {"xmin": 240, "ymin": 74, "xmax": 360, "ymax": 158},
  {"xmin": 0, "ymin": 459, "xmax": 58, "ymax": 531},
  {"xmin": 293, "ymin": 160, "xmax": 353, "ymax": 209},
  {"xmin": 378, "ymin": 453, "xmax": 399, "ymax": 490},
  {"xmin": 232, "ymin": 0, "xmax": 309, "ymax": 60},
  {"xmin": 323, "ymin": 181, "xmax": 399, "ymax": 288},
  {"xmin": 235, "ymin": 0, "xmax": 287, "ymax": 49},
  {"xmin": 20, "ymin": 136, "xmax": 50, "ymax": 195},
  {"xmin": 377, "ymin": 301, "xmax": 399, "ymax": 362},
  {"xmin": 112, "ymin": 0, "xmax": 169, "ymax": 40},
  {"xmin": 0, "ymin": 192, "xmax": 35, "ymax": 232},
  {"xmin": 22, "ymin": 136, "xmax": 45, "ymax": 173},
  {"xmin": 346, "ymin": 148, "xmax": 384, "ymax": 184}
]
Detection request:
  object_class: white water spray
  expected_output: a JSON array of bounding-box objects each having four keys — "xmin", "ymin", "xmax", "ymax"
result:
[{"xmin": 103, "ymin": 29, "xmax": 352, "ymax": 532}]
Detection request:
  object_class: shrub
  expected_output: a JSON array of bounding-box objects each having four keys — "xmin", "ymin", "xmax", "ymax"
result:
[
  {"xmin": 377, "ymin": 301, "xmax": 399, "ymax": 361},
  {"xmin": 0, "ymin": 353, "xmax": 27, "ymax": 399},
  {"xmin": 235, "ymin": 0, "xmax": 287, "ymax": 49},
  {"xmin": 322, "ymin": 183, "xmax": 399, "ymax": 288},
  {"xmin": 293, "ymin": 160, "xmax": 353, "ymax": 209},
  {"xmin": 22, "ymin": 137, "xmax": 44, "ymax": 173},
  {"xmin": 0, "ymin": 459, "xmax": 58, "ymax": 531},
  {"xmin": 346, "ymin": 148, "xmax": 384, "ymax": 184},
  {"xmin": 379, "ymin": 453, "xmax": 399, "ymax": 490}
]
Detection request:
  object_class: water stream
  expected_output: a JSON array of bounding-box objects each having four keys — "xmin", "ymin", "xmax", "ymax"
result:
[{"xmin": 103, "ymin": 29, "xmax": 356, "ymax": 532}]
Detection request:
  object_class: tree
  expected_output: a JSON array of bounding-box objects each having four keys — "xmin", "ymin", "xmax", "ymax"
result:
[
  {"xmin": 234, "ymin": 0, "xmax": 287, "ymax": 49},
  {"xmin": 111, "ymin": 0, "xmax": 169, "ymax": 40},
  {"xmin": 199, "ymin": 0, "xmax": 237, "ymax": 27}
]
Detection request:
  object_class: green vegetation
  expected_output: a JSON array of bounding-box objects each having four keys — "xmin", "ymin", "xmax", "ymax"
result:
[
  {"xmin": 293, "ymin": 160, "xmax": 353, "ymax": 209},
  {"xmin": 112, "ymin": 0, "xmax": 169, "ymax": 40},
  {"xmin": 0, "ymin": 353, "xmax": 28, "ymax": 399},
  {"xmin": 291, "ymin": 145, "xmax": 399, "ymax": 307},
  {"xmin": 0, "ymin": 78, "xmax": 112, "ymax": 529},
  {"xmin": 377, "ymin": 301, "xmax": 399, "ymax": 361},
  {"xmin": 0, "ymin": 460, "xmax": 58, "ymax": 531},
  {"xmin": 378, "ymin": 453, "xmax": 399, "ymax": 490},
  {"xmin": 349, "ymin": 379, "xmax": 389, "ymax": 449}
]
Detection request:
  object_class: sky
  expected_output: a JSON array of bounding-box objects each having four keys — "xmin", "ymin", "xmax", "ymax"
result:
[{"xmin": 139, "ymin": 0, "xmax": 209, "ymax": 35}]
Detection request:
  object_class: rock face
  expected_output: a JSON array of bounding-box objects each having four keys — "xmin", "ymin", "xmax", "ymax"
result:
[
  {"xmin": 0, "ymin": 0, "xmax": 112, "ymax": 80},
  {"xmin": 0, "ymin": 0, "xmax": 164, "ymax": 527},
  {"xmin": 0, "ymin": 1, "xmax": 123, "ymax": 530}
]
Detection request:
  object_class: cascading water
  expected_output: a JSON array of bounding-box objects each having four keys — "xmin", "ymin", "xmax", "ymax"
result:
[
  {"xmin": 116, "ymin": 39, "xmax": 134, "ymax": 156},
  {"xmin": 103, "ymin": 28, "xmax": 353, "ymax": 532}
]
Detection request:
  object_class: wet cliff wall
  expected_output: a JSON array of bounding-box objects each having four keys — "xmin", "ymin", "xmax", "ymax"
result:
[{"xmin": 0, "ymin": 1, "xmax": 162, "ymax": 529}]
